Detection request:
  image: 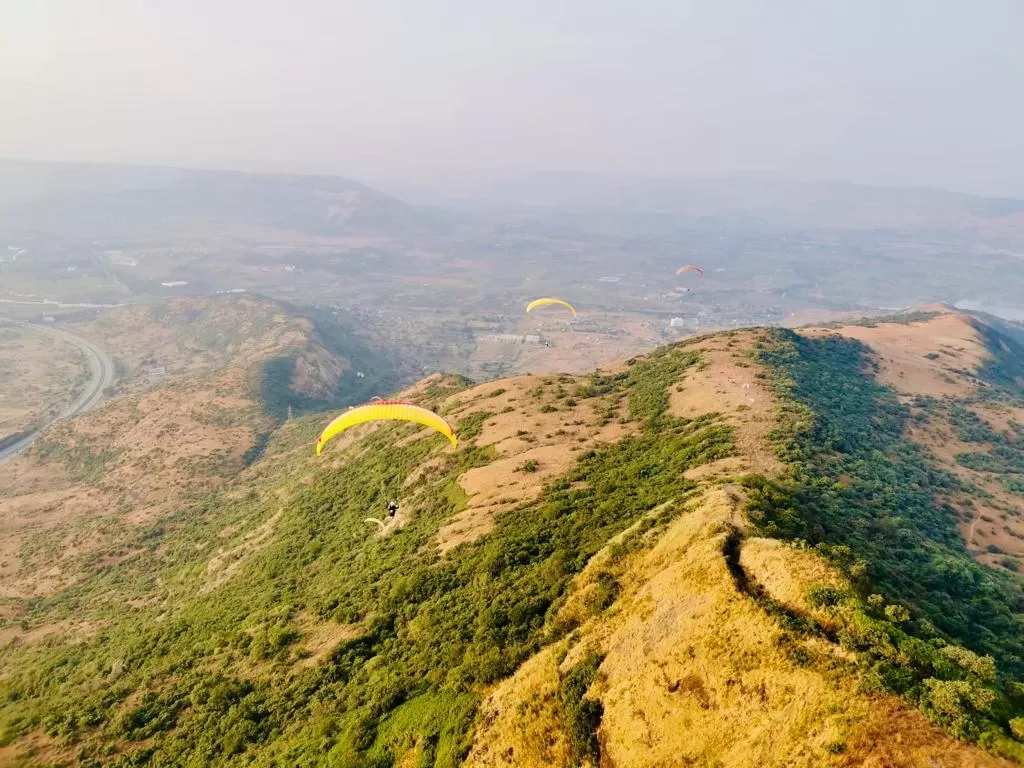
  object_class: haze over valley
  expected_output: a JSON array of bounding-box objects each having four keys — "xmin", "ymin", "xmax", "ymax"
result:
[
  {"xmin": 3, "ymin": 1, "xmax": 1024, "ymax": 766},
  {"xmin": 3, "ymin": 158, "xmax": 1023, "ymax": 391}
]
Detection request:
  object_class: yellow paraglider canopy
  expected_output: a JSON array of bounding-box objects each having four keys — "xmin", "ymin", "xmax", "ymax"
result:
[
  {"xmin": 525, "ymin": 297, "xmax": 577, "ymax": 317},
  {"xmin": 316, "ymin": 400, "xmax": 457, "ymax": 455}
]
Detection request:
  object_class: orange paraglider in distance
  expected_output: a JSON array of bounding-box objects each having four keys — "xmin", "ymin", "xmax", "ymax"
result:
[{"xmin": 676, "ymin": 265, "xmax": 704, "ymax": 276}]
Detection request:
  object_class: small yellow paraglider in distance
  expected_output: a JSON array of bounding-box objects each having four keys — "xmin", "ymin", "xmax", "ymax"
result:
[
  {"xmin": 525, "ymin": 297, "xmax": 577, "ymax": 317},
  {"xmin": 315, "ymin": 400, "xmax": 457, "ymax": 455},
  {"xmin": 676, "ymin": 265, "xmax": 704, "ymax": 277}
]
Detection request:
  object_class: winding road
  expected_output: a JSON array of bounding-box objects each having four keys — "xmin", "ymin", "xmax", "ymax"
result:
[{"xmin": 0, "ymin": 318, "xmax": 116, "ymax": 463}]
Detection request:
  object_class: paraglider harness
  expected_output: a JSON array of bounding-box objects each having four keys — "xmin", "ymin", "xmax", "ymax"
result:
[{"xmin": 386, "ymin": 501, "xmax": 399, "ymax": 518}]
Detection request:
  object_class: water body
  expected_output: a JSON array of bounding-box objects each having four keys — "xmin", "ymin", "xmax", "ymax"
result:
[{"xmin": 954, "ymin": 300, "xmax": 1024, "ymax": 322}]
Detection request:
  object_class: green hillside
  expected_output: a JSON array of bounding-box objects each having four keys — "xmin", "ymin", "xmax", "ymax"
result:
[
  {"xmin": 747, "ymin": 329, "xmax": 1024, "ymax": 752},
  {"xmin": 1, "ymin": 315, "xmax": 1023, "ymax": 766}
]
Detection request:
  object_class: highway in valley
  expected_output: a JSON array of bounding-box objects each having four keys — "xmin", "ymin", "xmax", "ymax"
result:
[{"xmin": 0, "ymin": 318, "xmax": 115, "ymax": 463}]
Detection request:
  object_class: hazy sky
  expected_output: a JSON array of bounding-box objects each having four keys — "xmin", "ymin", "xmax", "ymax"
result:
[{"xmin": 2, "ymin": 0, "xmax": 1023, "ymax": 196}]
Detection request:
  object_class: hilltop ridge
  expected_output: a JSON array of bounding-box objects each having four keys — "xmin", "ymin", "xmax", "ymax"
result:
[
  {"xmin": 0, "ymin": 307, "xmax": 1022, "ymax": 766},
  {"xmin": 0, "ymin": 158, "xmax": 445, "ymax": 239}
]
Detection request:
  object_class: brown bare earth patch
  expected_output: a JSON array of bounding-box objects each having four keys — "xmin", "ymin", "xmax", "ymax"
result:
[
  {"xmin": 440, "ymin": 332, "xmax": 781, "ymax": 554},
  {"xmin": 669, "ymin": 331, "xmax": 783, "ymax": 476},
  {"xmin": 293, "ymin": 612, "xmax": 363, "ymax": 668},
  {"xmin": 0, "ymin": 729, "xmax": 71, "ymax": 768},
  {"xmin": 0, "ymin": 615, "xmax": 104, "ymax": 648},
  {"xmin": 443, "ymin": 448, "xmax": 563, "ymax": 549},
  {"xmin": 435, "ymin": 375, "xmax": 637, "ymax": 553},
  {"xmin": 908, "ymin": 416, "xmax": 1024, "ymax": 563}
]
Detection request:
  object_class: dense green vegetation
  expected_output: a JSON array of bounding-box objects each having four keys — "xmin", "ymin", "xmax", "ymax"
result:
[
  {"xmin": 0, "ymin": 345, "xmax": 732, "ymax": 767},
  {"xmin": 557, "ymin": 652, "xmax": 604, "ymax": 768},
  {"xmin": 745, "ymin": 328, "xmax": 1024, "ymax": 756},
  {"xmin": 970, "ymin": 318, "xmax": 1024, "ymax": 403}
]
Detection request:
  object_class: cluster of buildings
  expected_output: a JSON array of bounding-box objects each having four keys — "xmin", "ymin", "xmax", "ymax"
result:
[{"xmin": 489, "ymin": 333, "xmax": 542, "ymax": 344}]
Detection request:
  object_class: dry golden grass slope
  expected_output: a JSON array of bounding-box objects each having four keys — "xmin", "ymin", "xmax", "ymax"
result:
[
  {"xmin": 463, "ymin": 323, "xmax": 1014, "ymax": 768},
  {"xmin": 1, "ymin": 307, "xmax": 1019, "ymax": 766},
  {"xmin": 0, "ymin": 295, "xmax": 349, "ymax": 602}
]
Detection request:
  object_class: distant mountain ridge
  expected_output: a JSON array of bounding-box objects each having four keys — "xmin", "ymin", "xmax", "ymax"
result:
[
  {"xmin": 421, "ymin": 171, "xmax": 1024, "ymax": 240},
  {"xmin": 0, "ymin": 158, "xmax": 447, "ymax": 238}
]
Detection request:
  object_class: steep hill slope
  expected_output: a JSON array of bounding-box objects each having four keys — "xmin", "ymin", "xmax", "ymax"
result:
[
  {"xmin": 0, "ymin": 294, "xmax": 398, "ymax": 601},
  {"xmin": 803, "ymin": 309, "xmax": 1024, "ymax": 569},
  {"xmin": 0, "ymin": 323, "xmax": 88, "ymax": 441},
  {"xmin": 1, "ymin": 312, "xmax": 1023, "ymax": 767}
]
